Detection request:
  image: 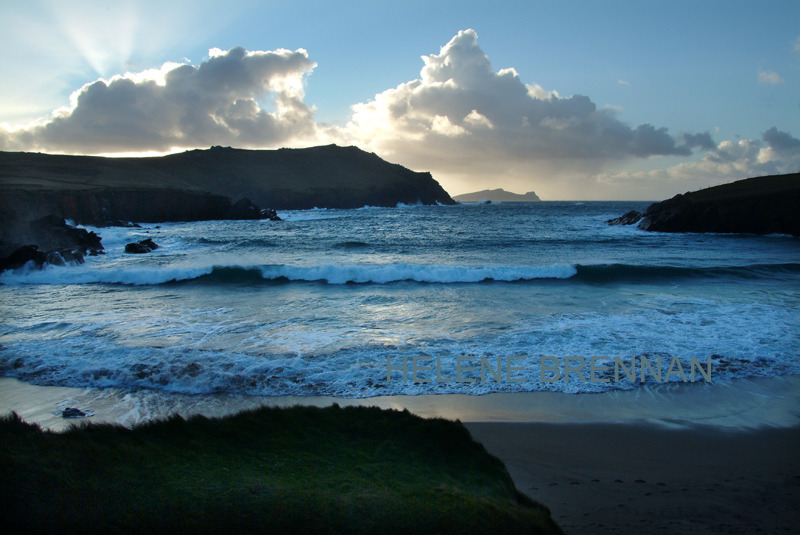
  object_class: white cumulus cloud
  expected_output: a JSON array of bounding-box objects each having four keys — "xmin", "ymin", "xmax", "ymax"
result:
[
  {"xmin": 0, "ymin": 46, "xmax": 318, "ymax": 153},
  {"xmin": 758, "ymin": 69, "xmax": 783, "ymax": 85},
  {"xmin": 334, "ymin": 29, "xmax": 705, "ymax": 195},
  {"xmin": 1, "ymin": 29, "xmax": 797, "ymax": 200}
]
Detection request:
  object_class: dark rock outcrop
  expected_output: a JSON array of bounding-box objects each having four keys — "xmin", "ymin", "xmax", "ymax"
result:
[
  {"xmin": 28, "ymin": 215, "xmax": 103, "ymax": 252},
  {"xmin": 0, "ymin": 245, "xmax": 47, "ymax": 271},
  {"xmin": 0, "ymin": 215, "xmax": 104, "ymax": 272},
  {"xmin": 124, "ymin": 238, "xmax": 158, "ymax": 254},
  {"xmin": 607, "ymin": 210, "xmax": 643, "ymax": 226},
  {"xmin": 0, "ymin": 245, "xmax": 94, "ymax": 271},
  {"xmin": 608, "ymin": 173, "xmax": 800, "ymax": 236},
  {"xmin": 260, "ymin": 208, "xmax": 282, "ymax": 221},
  {"xmin": 225, "ymin": 198, "xmax": 264, "ymax": 220},
  {"xmin": 0, "ymin": 188, "xmax": 267, "ymax": 228},
  {"xmin": 60, "ymin": 407, "xmax": 86, "ymax": 418},
  {"xmin": 0, "ymin": 145, "xmax": 451, "ymax": 269}
]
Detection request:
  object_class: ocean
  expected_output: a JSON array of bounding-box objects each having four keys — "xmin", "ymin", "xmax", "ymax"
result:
[{"xmin": 1, "ymin": 201, "xmax": 798, "ymax": 401}]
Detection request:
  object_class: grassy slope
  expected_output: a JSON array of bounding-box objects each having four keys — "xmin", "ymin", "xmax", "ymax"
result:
[
  {"xmin": 0, "ymin": 405, "xmax": 561, "ymax": 535},
  {"xmin": 680, "ymin": 172, "xmax": 799, "ymax": 202}
]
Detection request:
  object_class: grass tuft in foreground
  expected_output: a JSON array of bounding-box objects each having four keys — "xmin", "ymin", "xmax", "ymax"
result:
[{"xmin": 0, "ymin": 405, "xmax": 562, "ymax": 534}]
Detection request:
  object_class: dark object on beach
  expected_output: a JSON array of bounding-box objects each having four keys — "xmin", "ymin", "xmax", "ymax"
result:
[
  {"xmin": 60, "ymin": 408, "xmax": 86, "ymax": 418},
  {"xmin": 609, "ymin": 172, "xmax": 800, "ymax": 236},
  {"xmin": 606, "ymin": 210, "xmax": 642, "ymax": 226},
  {"xmin": 125, "ymin": 238, "xmax": 158, "ymax": 254}
]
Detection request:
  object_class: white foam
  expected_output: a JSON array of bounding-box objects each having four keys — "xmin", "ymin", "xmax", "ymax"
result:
[
  {"xmin": 258, "ymin": 263, "xmax": 578, "ymax": 284},
  {"xmin": 0, "ymin": 261, "xmax": 578, "ymax": 286},
  {"xmin": 0, "ymin": 263, "xmax": 215, "ymax": 285}
]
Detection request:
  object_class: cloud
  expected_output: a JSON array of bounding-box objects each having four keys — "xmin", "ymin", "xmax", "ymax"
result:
[
  {"xmin": 758, "ymin": 69, "xmax": 783, "ymax": 85},
  {"xmin": 1, "ymin": 46, "xmax": 317, "ymax": 153},
  {"xmin": 593, "ymin": 128, "xmax": 800, "ymax": 199},
  {"xmin": 335, "ymin": 29, "xmax": 703, "ymax": 193},
  {"xmin": 762, "ymin": 126, "xmax": 800, "ymax": 152},
  {"xmin": 2, "ymin": 29, "xmax": 795, "ymax": 200},
  {"xmin": 682, "ymin": 132, "xmax": 716, "ymax": 151}
]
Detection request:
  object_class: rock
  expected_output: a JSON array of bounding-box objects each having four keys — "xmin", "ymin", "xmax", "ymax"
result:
[
  {"xmin": 637, "ymin": 173, "xmax": 800, "ymax": 235},
  {"xmin": 0, "ymin": 245, "xmax": 47, "ymax": 271},
  {"xmin": 60, "ymin": 407, "xmax": 86, "ymax": 418},
  {"xmin": 29, "ymin": 215, "xmax": 103, "ymax": 253},
  {"xmin": 607, "ymin": 210, "xmax": 642, "ymax": 226},
  {"xmin": 96, "ymin": 220, "xmax": 142, "ymax": 228},
  {"xmin": 0, "ymin": 216, "xmax": 103, "ymax": 272},
  {"xmin": 124, "ymin": 243, "xmax": 149, "ymax": 254},
  {"xmin": 225, "ymin": 198, "xmax": 264, "ymax": 220},
  {"xmin": 607, "ymin": 173, "xmax": 800, "ymax": 236},
  {"xmin": 124, "ymin": 239, "xmax": 159, "ymax": 254},
  {"xmin": 260, "ymin": 208, "xmax": 282, "ymax": 221},
  {"xmin": 139, "ymin": 238, "xmax": 158, "ymax": 250}
]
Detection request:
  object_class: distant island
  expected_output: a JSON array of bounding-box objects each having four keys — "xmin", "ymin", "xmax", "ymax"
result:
[
  {"xmin": 453, "ymin": 189, "xmax": 540, "ymax": 203},
  {"xmin": 0, "ymin": 144, "xmax": 455, "ymax": 267},
  {"xmin": 608, "ymin": 172, "xmax": 800, "ymax": 236}
]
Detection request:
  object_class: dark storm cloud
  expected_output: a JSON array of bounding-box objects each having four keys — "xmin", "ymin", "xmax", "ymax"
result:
[
  {"xmin": 682, "ymin": 132, "xmax": 716, "ymax": 151},
  {"xmin": 763, "ymin": 127, "xmax": 800, "ymax": 152}
]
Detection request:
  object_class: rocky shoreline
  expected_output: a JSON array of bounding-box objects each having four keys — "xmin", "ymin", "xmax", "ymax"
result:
[
  {"xmin": 608, "ymin": 172, "xmax": 800, "ymax": 236},
  {"xmin": 0, "ymin": 215, "xmax": 103, "ymax": 272},
  {"xmin": 0, "ymin": 144, "xmax": 454, "ymax": 272}
]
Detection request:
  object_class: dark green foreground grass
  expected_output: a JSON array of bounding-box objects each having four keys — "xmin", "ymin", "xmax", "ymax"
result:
[{"xmin": 0, "ymin": 405, "xmax": 562, "ymax": 534}]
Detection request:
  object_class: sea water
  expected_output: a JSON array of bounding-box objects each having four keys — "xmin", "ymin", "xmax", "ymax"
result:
[{"xmin": 1, "ymin": 202, "xmax": 798, "ymax": 398}]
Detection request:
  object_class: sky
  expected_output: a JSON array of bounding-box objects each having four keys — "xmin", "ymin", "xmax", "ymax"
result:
[{"xmin": 0, "ymin": 1, "xmax": 798, "ymax": 200}]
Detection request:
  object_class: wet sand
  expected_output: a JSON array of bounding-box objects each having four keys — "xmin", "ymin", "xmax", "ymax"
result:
[
  {"xmin": 467, "ymin": 422, "xmax": 800, "ymax": 534},
  {"xmin": 2, "ymin": 375, "xmax": 798, "ymax": 431}
]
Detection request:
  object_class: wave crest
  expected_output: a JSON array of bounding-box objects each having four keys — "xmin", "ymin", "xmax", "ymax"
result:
[{"xmin": 3, "ymin": 262, "xmax": 796, "ymax": 286}]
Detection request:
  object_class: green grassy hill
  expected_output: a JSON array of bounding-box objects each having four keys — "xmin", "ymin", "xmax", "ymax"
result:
[{"xmin": 0, "ymin": 405, "xmax": 561, "ymax": 535}]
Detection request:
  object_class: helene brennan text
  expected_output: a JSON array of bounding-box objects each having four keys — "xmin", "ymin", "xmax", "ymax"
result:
[{"xmin": 386, "ymin": 355, "xmax": 712, "ymax": 384}]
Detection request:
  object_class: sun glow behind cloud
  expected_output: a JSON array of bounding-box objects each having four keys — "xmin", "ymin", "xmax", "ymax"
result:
[
  {"xmin": 47, "ymin": 0, "xmax": 139, "ymax": 79},
  {"xmin": 1, "ymin": 1, "xmax": 798, "ymax": 201}
]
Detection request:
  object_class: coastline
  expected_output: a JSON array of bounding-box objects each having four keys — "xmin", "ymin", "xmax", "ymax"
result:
[
  {"xmin": 2, "ymin": 375, "xmax": 798, "ymax": 431},
  {"xmin": 2, "ymin": 376, "xmax": 799, "ymax": 533}
]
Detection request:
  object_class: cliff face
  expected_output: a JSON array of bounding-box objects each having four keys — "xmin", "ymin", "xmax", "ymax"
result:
[
  {"xmin": 608, "ymin": 172, "xmax": 800, "ymax": 236},
  {"xmin": 0, "ymin": 145, "xmax": 455, "ymax": 215},
  {"xmin": 0, "ymin": 145, "xmax": 454, "ymax": 265},
  {"xmin": 0, "ymin": 189, "xmax": 240, "ymax": 227}
]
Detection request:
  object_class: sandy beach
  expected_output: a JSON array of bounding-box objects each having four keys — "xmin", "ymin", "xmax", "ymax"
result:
[
  {"xmin": 2, "ymin": 376, "xmax": 799, "ymax": 533},
  {"xmin": 467, "ymin": 422, "xmax": 800, "ymax": 534}
]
